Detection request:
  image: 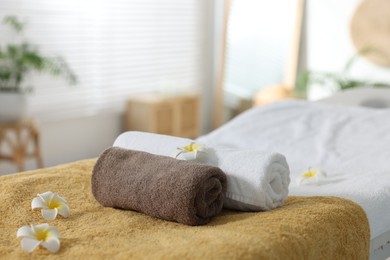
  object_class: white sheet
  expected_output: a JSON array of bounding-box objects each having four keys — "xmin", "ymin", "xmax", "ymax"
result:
[{"xmin": 198, "ymin": 100, "xmax": 390, "ymax": 241}]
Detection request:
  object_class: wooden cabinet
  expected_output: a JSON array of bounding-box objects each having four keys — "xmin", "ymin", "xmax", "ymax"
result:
[{"xmin": 125, "ymin": 94, "xmax": 200, "ymax": 138}]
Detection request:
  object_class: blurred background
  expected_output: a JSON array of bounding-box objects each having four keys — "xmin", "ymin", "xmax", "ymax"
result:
[{"xmin": 0, "ymin": 0, "xmax": 389, "ymax": 175}]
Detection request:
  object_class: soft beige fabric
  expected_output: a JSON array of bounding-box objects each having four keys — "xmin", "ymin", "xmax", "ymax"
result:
[{"xmin": 0, "ymin": 159, "xmax": 370, "ymax": 259}]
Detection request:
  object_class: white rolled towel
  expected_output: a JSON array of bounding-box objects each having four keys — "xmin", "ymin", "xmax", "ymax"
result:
[{"xmin": 113, "ymin": 131, "xmax": 290, "ymax": 211}]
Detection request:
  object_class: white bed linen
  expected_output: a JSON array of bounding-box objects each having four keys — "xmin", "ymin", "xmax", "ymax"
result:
[{"xmin": 198, "ymin": 100, "xmax": 390, "ymax": 242}]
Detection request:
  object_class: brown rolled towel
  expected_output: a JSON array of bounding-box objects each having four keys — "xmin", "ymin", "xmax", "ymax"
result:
[{"xmin": 91, "ymin": 147, "xmax": 227, "ymax": 226}]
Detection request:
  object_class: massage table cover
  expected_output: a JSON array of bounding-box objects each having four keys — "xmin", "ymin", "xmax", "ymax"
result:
[{"xmin": 0, "ymin": 159, "xmax": 369, "ymax": 259}]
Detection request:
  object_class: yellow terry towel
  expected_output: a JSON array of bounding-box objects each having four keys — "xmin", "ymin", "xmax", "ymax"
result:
[{"xmin": 0, "ymin": 159, "xmax": 370, "ymax": 260}]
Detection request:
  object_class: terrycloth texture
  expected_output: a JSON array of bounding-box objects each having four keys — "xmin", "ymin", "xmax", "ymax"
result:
[
  {"xmin": 91, "ymin": 147, "xmax": 227, "ymax": 226},
  {"xmin": 0, "ymin": 160, "xmax": 370, "ymax": 259},
  {"xmin": 197, "ymin": 100, "xmax": 390, "ymax": 240},
  {"xmin": 217, "ymin": 149, "xmax": 289, "ymax": 211},
  {"xmin": 113, "ymin": 131, "xmax": 290, "ymax": 211}
]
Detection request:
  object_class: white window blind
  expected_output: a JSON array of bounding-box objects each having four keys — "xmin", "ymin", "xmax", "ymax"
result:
[{"xmin": 0, "ymin": 0, "xmax": 203, "ymax": 121}]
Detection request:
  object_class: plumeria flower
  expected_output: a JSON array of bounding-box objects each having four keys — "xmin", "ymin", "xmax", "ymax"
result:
[
  {"xmin": 296, "ymin": 167, "xmax": 327, "ymax": 185},
  {"xmin": 32, "ymin": 192, "xmax": 69, "ymax": 221},
  {"xmin": 16, "ymin": 223, "xmax": 60, "ymax": 253},
  {"xmin": 175, "ymin": 142, "xmax": 206, "ymax": 160}
]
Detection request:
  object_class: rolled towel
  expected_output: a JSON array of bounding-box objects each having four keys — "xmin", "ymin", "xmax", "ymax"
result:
[
  {"xmin": 113, "ymin": 131, "xmax": 290, "ymax": 211},
  {"xmin": 91, "ymin": 147, "xmax": 227, "ymax": 226},
  {"xmin": 114, "ymin": 131, "xmax": 192, "ymax": 156},
  {"xmin": 213, "ymin": 149, "xmax": 289, "ymax": 211}
]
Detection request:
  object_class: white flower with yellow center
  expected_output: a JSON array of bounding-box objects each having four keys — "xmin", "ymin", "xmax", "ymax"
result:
[
  {"xmin": 16, "ymin": 223, "xmax": 60, "ymax": 253},
  {"xmin": 296, "ymin": 168, "xmax": 327, "ymax": 185},
  {"xmin": 32, "ymin": 191, "xmax": 69, "ymax": 221},
  {"xmin": 175, "ymin": 142, "xmax": 205, "ymax": 160}
]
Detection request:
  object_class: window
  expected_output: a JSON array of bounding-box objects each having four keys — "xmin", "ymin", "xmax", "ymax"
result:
[
  {"xmin": 0, "ymin": 0, "xmax": 203, "ymax": 121},
  {"xmin": 223, "ymin": 0, "xmax": 297, "ymax": 105}
]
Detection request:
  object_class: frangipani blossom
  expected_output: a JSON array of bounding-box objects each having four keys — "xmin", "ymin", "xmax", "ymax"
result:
[
  {"xmin": 296, "ymin": 168, "xmax": 327, "ymax": 185},
  {"xmin": 32, "ymin": 192, "xmax": 69, "ymax": 221},
  {"xmin": 17, "ymin": 223, "xmax": 60, "ymax": 253},
  {"xmin": 175, "ymin": 142, "xmax": 206, "ymax": 160}
]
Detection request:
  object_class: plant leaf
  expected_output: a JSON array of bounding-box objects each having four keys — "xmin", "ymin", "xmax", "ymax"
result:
[{"xmin": 3, "ymin": 16, "xmax": 24, "ymax": 33}]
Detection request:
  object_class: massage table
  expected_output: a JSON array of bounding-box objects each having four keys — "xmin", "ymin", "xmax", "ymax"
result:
[
  {"xmin": 1, "ymin": 87, "xmax": 388, "ymax": 259},
  {"xmin": 199, "ymin": 88, "xmax": 390, "ymax": 259}
]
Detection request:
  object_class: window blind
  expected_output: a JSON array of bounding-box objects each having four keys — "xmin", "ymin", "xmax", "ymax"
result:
[{"xmin": 0, "ymin": 0, "xmax": 203, "ymax": 121}]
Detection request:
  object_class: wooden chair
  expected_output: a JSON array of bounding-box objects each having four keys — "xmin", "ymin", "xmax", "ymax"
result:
[{"xmin": 0, "ymin": 119, "xmax": 44, "ymax": 172}]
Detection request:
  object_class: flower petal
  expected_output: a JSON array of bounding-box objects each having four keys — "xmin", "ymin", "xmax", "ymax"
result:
[
  {"xmin": 16, "ymin": 226, "xmax": 33, "ymax": 238},
  {"xmin": 182, "ymin": 151, "xmax": 197, "ymax": 160},
  {"xmin": 30, "ymin": 223, "xmax": 49, "ymax": 234},
  {"xmin": 31, "ymin": 197, "xmax": 47, "ymax": 210},
  {"xmin": 53, "ymin": 194, "xmax": 67, "ymax": 204},
  {"xmin": 38, "ymin": 191, "xmax": 54, "ymax": 202},
  {"xmin": 193, "ymin": 143, "xmax": 205, "ymax": 151},
  {"xmin": 47, "ymin": 227, "xmax": 60, "ymax": 239},
  {"xmin": 41, "ymin": 238, "xmax": 60, "ymax": 253},
  {"xmin": 42, "ymin": 209, "xmax": 58, "ymax": 221},
  {"xmin": 21, "ymin": 237, "xmax": 41, "ymax": 253},
  {"xmin": 296, "ymin": 175, "xmax": 305, "ymax": 185},
  {"xmin": 58, "ymin": 203, "xmax": 70, "ymax": 218},
  {"xmin": 296, "ymin": 170, "xmax": 327, "ymax": 185}
]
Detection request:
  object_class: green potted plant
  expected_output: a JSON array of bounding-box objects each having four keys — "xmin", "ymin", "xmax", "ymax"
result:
[
  {"xmin": 295, "ymin": 48, "xmax": 390, "ymax": 99},
  {"xmin": 0, "ymin": 16, "xmax": 77, "ymax": 122}
]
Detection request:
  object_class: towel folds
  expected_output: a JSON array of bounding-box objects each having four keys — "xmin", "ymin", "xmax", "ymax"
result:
[
  {"xmin": 113, "ymin": 131, "xmax": 290, "ymax": 211},
  {"xmin": 211, "ymin": 149, "xmax": 290, "ymax": 211},
  {"xmin": 91, "ymin": 147, "xmax": 227, "ymax": 226}
]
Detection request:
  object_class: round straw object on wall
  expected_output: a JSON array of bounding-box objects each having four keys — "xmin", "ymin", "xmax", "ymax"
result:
[{"xmin": 350, "ymin": 0, "xmax": 390, "ymax": 67}]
